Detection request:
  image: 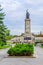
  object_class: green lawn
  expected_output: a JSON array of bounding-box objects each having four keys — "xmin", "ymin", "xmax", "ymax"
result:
[{"xmin": 0, "ymin": 45, "xmax": 10, "ymax": 49}]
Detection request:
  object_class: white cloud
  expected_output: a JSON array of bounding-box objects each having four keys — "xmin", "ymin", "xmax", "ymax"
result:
[
  {"xmin": 6, "ymin": 25, "xmax": 24, "ymax": 35},
  {"xmin": 10, "ymin": 29, "xmax": 24, "ymax": 35},
  {"xmin": 9, "ymin": 11, "xmax": 24, "ymax": 19},
  {"xmin": 0, "ymin": 0, "xmax": 43, "ymax": 35},
  {"xmin": 25, "ymin": 0, "xmax": 33, "ymax": 4},
  {"xmin": 29, "ymin": 7, "xmax": 43, "ymax": 15},
  {"xmin": 25, "ymin": 0, "xmax": 43, "ymax": 5},
  {"xmin": 31, "ymin": 25, "xmax": 43, "ymax": 33},
  {"xmin": 0, "ymin": 0, "xmax": 21, "ymax": 11},
  {"xmin": 0, "ymin": 0, "xmax": 23, "ymax": 21}
]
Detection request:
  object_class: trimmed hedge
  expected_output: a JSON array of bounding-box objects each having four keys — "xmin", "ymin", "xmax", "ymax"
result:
[{"xmin": 7, "ymin": 44, "xmax": 34, "ymax": 56}]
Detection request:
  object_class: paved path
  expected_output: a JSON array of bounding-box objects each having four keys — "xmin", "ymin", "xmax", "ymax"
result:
[
  {"xmin": 0, "ymin": 46, "xmax": 43, "ymax": 65},
  {"xmin": 0, "ymin": 49, "xmax": 8, "ymax": 61}
]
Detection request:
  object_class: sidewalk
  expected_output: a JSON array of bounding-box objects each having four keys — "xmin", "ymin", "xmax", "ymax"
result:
[{"xmin": 0, "ymin": 47, "xmax": 43, "ymax": 65}]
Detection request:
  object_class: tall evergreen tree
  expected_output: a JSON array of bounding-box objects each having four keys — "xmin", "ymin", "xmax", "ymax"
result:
[{"xmin": 0, "ymin": 5, "xmax": 6, "ymax": 46}]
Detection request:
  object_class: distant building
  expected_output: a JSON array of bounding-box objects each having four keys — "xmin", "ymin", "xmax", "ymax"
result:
[{"xmin": 35, "ymin": 32, "xmax": 43, "ymax": 43}]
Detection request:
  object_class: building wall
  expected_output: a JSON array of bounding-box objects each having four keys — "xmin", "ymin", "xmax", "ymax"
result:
[
  {"xmin": 35, "ymin": 37, "xmax": 43, "ymax": 42},
  {"xmin": 10, "ymin": 35, "xmax": 35, "ymax": 43}
]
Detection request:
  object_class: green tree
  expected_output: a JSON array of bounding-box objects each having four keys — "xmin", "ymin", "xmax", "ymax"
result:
[
  {"xmin": 5, "ymin": 29, "xmax": 13, "ymax": 40},
  {"xmin": 5, "ymin": 29, "xmax": 10, "ymax": 40},
  {"xmin": 5, "ymin": 29, "xmax": 10, "ymax": 36},
  {"xmin": 0, "ymin": 5, "xmax": 6, "ymax": 46}
]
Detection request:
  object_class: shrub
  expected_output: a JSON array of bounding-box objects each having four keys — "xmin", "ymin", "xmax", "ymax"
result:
[{"xmin": 7, "ymin": 44, "xmax": 34, "ymax": 56}]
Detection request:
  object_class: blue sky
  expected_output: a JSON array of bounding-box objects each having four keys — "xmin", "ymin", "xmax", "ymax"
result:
[{"xmin": 0, "ymin": 0, "xmax": 43, "ymax": 35}]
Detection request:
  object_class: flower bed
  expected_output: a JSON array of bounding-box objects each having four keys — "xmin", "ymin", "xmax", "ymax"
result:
[{"xmin": 7, "ymin": 44, "xmax": 34, "ymax": 56}]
